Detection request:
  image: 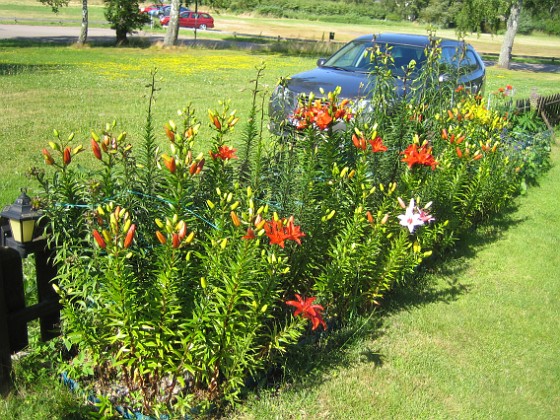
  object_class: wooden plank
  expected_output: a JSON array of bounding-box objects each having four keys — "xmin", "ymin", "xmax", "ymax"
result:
[
  {"xmin": 34, "ymin": 245, "xmax": 60, "ymax": 341},
  {"xmin": 7, "ymin": 300, "xmax": 61, "ymax": 325},
  {"xmin": 0, "ymin": 248, "xmax": 27, "ymax": 353},
  {"xmin": 0, "ymin": 248, "xmax": 15, "ymax": 393}
]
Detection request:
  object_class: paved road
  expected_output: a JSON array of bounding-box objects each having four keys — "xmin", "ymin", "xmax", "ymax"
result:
[
  {"xmin": 0, "ymin": 23, "xmax": 268, "ymax": 50},
  {"xmin": 0, "ymin": 23, "xmax": 181, "ymax": 44},
  {"xmin": 1, "ymin": 24, "xmax": 560, "ymax": 73}
]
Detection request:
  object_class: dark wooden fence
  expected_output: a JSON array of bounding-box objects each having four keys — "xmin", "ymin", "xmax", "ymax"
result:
[
  {"xmin": 515, "ymin": 93, "xmax": 560, "ymax": 130},
  {"xmin": 536, "ymin": 93, "xmax": 560, "ymax": 129},
  {"xmin": 0, "ymin": 223, "xmax": 59, "ymax": 393}
]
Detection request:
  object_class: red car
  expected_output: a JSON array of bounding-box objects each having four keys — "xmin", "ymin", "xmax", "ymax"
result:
[
  {"xmin": 139, "ymin": 3, "xmax": 165, "ymax": 15},
  {"xmin": 160, "ymin": 11, "xmax": 214, "ymax": 30}
]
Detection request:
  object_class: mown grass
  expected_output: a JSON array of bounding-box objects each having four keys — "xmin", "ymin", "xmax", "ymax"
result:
[
  {"xmin": 3, "ymin": 0, "xmax": 560, "ymax": 58},
  {"xmin": 0, "ymin": 33, "xmax": 559, "ymax": 418},
  {"xmin": 234, "ymin": 140, "xmax": 560, "ymax": 419}
]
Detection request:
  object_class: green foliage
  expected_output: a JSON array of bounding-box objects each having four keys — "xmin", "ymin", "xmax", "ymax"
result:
[
  {"xmin": 30, "ymin": 43, "xmax": 553, "ymax": 416},
  {"xmin": 103, "ymin": 0, "xmax": 149, "ymax": 44},
  {"xmin": 38, "ymin": 0, "xmax": 69, "ymax": 14}
]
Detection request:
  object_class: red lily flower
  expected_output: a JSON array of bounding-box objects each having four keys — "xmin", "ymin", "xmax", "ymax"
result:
[
  {"xmin": 369, "ymin": 136, "xmax": 388, "ymax": 152},
  {"xmin": 315, "ymin": 110, "xmax": 333, "ymax": 130},
  {"xmin": 210, "ymin": 145, "xmax": 237, "ymax": 160},
  {"xmin": 264, "ymin": 219, "xmax": 286, "ymax": 248},
  {"xmin": 286, "ymin": 294, "xmax": 327, "ymax": 331},
  {"xmin": 242, "ymin": 228, "xmax": 256, "ymax": 240},
  {"xmin": 401, "ymin": 143, "xmax": 438, "ymax": 170},
  {"xmin": 284, "ymin": 216, "xmax": 306, "ymax": 245}
]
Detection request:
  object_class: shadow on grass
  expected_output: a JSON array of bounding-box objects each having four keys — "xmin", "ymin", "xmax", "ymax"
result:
[
  {"xmin": 0, "ymin": 62, "xmax": 71, "ymax": 76},
  {"xmin": 383, "ymin": 207, "xmax": 527, "ymax": 317},
  {"xmin": 246, "ymin": 208, "xmax": 528, "ymax": 404},
  {"xmin": 0, "ymin": 37, "xmax": 154, "ymax": 49},
  {"xmin": 0, "ymin": 35, "xmax": 339, "ymax": 58}
]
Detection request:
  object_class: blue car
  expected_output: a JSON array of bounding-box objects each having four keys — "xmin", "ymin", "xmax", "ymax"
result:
[{"xmin": 269, "ymin": 33, "xmax": 486, "ymax": 133}]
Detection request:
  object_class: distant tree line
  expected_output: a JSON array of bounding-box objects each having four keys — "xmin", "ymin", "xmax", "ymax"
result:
[
  {"xmin": 38, "ymin": 0, "xmax": 559, "ymax": 67},
  {"xmin": 226, "ymin": 0, "xmax": 560, "ymax": 36}
]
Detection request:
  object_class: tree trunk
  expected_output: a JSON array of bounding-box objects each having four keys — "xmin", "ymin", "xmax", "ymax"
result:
[
  {"xmin": 163, "ymin": 0, "xmax": 180, "ymax": 46},
  {"xmin": 498, "ymin": 0, "xmax": 522, "ymax": 69},
  {"xmin": 77, "ymin": 0, "xmax": 88, "ymax": 45},
  {"xmin": 116, "ymin": 27, "xmax": 128, "ymax": 45}
]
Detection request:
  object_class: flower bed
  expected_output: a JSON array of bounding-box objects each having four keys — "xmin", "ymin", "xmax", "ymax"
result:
[{"xmin": 32, "ymin": 62, "xmax": 552, "ymax": 417}]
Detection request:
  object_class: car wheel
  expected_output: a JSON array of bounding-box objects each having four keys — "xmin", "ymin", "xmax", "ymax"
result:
[{"xmin": 199, "ymin": 24, "xmax": 207, "ymax": 30}]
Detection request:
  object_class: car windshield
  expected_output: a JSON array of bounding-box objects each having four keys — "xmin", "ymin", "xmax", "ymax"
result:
[{"xmin": 323, "ymin": 40, "xmax": 428, "ymax": 76}]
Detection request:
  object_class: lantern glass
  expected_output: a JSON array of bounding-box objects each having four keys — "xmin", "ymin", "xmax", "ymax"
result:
[{"xmin": 9, "ymin": 218, "xmax": 36, "ymax": 243}]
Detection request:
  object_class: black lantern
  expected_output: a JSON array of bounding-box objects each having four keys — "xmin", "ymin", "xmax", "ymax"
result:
[{"xmin": 1, "ymin": 189, "xmax": 41, "ymax": 244}]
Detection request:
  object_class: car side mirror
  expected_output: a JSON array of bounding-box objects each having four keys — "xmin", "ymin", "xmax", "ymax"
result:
[{"xmin": 317, "ymin": 58, "xmax": 326, "ymax": 67}]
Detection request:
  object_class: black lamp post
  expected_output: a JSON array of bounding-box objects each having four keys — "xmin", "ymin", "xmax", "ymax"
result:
[{"xmin": 1, "ymin": 189, "xmax": 42, "ymax": 253}]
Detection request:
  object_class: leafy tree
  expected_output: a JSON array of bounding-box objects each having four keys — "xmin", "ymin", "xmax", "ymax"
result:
[
  {"xmin": 419, "ymin": 0, "xmax": 462, "ymax": 28},
  {"xmin": 39, "ymin": 0, "xmax": 88, "ymax": 45},
  {"xmin": 103, "ymin": 0, "xmax": 149, "ymax": 45},
  {"xmin": 458, "ymin": 0, "xmax": 560, "ymax": 69}
]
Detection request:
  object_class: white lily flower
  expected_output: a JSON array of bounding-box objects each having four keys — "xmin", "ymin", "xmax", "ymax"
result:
[{"xmin": 397, "ymin": 199, "xmax": 424, "ymax": 234}]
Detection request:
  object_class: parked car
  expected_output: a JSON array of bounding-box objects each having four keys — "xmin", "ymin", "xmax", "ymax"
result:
[
  {"xmin": 160, "ymin": 11, "xmax": 214, "ymax": 30},
  {"xmin": 269, "ymin": 33, "xmax": 486, "ymax": 133},
  {"xmin": 139, "ymin": 3, "xmax": 165, "ymax": 16},
  {"xmin": 157, "ymin": 5, "xmax": 190, "ymax": 18}
]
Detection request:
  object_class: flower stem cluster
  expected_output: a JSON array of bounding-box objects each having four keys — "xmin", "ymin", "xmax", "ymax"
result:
[
  {"xmin": 154, "ymin": 215, "xmax": 194, "ymax": 249},
  {"xmin": 42, "ymin": 130, "xmax": 84, "ymax": 168},
  {"xmin": 92, "ymin": 203, "xmax": 136, "ymax": 253},
  {"xmin": 289, "ymin": 87, "xmax": 352, "ymax": 131}
]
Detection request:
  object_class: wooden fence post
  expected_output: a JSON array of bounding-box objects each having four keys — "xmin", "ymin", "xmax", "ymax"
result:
[
  {"xmin": 0, "ymin": 247, "xmax": 24, "ymax": 393},
  {"xmin": 35, "ymin": 245, "xmax": 59, "ymax": 341}
]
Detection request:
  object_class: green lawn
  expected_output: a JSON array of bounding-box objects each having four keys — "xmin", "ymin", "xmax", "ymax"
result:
[{"xmin": 0, "ymin": 37, "xmax": 559, "ymax": 419}]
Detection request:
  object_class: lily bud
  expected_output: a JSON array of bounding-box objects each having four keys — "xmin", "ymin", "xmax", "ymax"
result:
[
  {"xmin": 164, "ymin": 125, "xmax": 175, "ymax": 142},
  {"xmin": 230, "ymin": 211, "xmax": 241, "ymax": 227},
  {"xmin": 93, "ymin": 229, "xmax": 106, "ymax": 249},
  {"xmin": 63, "ymin": 146, "xmax": 72, "ymax": 165},
  {"xmin": 172, "ymin": 233, "xmax": 180, "ymax": 248},
  {"xmin": 162, "ymin": 154, "xmax": 176, "ymax": 173},
  {"xmin": 381, "ymin": 213, "xmax": 390, "ymax": 224},
  {"xmin": 196, "ymin": 158, "xmax": 205, "ymax": 174},
  {"xmin": 91, "ymin": 138, "xmax": 102, "ymax": 160},
  {"xmin": 42, "ymin": 148, "xmax": 54, "ymax": 165},
  {"xmin": 178, "ymin": 221, "xmax": 187, "ymax": 240},
  {"xmin": 155, "ymin": 230, "xmax": 167, "ymax": 244},
  {"xmin": 123, "ymin": 224, "xmax": 136, "ymax": 249},
  {"xmin": 213, "ymin": 116, "xmax": 221, "ymax": 130}
]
